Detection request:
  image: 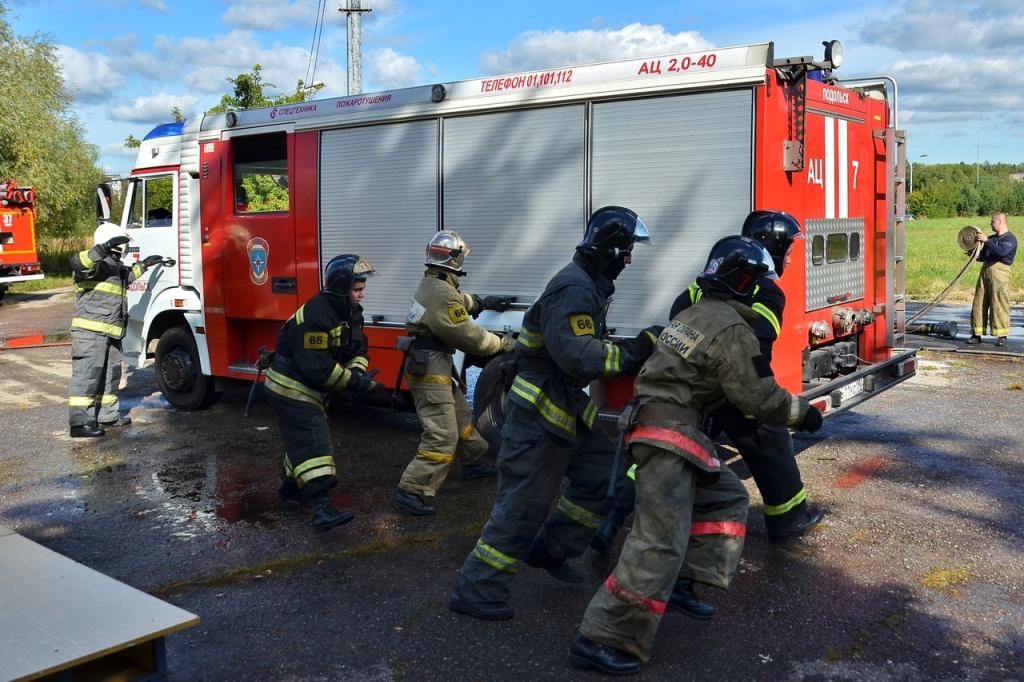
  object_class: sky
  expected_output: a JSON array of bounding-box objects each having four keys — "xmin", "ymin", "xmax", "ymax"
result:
[{"xmin": 6, "ymin": 0, "xmax": 1024, "ymax": 175}]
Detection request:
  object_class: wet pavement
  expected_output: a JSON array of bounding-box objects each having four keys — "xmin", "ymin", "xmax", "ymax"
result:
[{"xmin": 1, "ymin": 293, "xmax": 1022, "ymax": 680}]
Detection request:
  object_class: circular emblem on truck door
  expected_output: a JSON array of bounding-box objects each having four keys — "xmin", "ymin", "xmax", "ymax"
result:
[{"xmin": 247, "ymin": 237, "xmax": 269, "ymax": 285}]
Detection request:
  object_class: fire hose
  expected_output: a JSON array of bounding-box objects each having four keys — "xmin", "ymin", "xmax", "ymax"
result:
[{"xmin": 905, "ymin": 225, "xmax": 983, "ymax": 335}]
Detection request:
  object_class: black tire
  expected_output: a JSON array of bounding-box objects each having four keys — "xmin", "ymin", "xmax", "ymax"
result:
[
  {"xmin": 154, "ymin": 326, "xmax": 221, "ymax": 410},
  {"xmin": 473, "ymin": 352, "xmax": 513, "ymax": 455},
  {"xmin": 0, "ymin": 283, "xmax": 8, "ymax": 302}
]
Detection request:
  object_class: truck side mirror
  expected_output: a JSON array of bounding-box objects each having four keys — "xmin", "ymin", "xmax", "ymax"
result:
[{"xmin": 96, "ymin": 184, "xmax": 112, "ymax": 222}]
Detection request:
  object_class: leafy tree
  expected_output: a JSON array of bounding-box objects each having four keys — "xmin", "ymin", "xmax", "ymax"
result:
[
  {"xmin": 124, "ymin": 134, "xmax": 142, "ymax": 150},
  {"xmin": 0, "ymin": 2, "xmax": 104, "ymax": 241},
  {"xmin": 206, "ymin": 64, "xmax": 311, "ymax": 114}
]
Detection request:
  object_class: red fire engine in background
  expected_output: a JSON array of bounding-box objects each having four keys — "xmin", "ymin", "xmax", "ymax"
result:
[
  {"xmin": 0, "ymin": 180, "xmax": 44, "ymax": 302},
  {"xmin": 105, "ymin": 39, "xmax": 915, "ymax": 418}
]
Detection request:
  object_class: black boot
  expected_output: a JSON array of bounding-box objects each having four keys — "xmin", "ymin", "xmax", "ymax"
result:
[
  {"xmin": 278, "ymin": 478, "xmax": 304, "ymax": 507},
  {"xmin": 569, "ymin": 634, "xmax": 641, "ymax": 676},
  {"xmin": 966, "ymin": 335, "xmax": 981, "ymax": 344},
  {"xmin": 768, "ymin": 505, "xmax": 826, "ymax": 544},
  {"xmin": 390, "ymin": 488, "xmax": 436, "ymax": 516},
  {"xmin": 449, "ymin": 591, "xmax": 514, "ymax": 621},
  {"xmin": 460, "ymin": 461, "xmax": 498, "ymax": 481},
  {"xmin": 667, "ymin": 579, "xmax": 715, "ymax": 620},
  {"xmin": 100, "ymin": 416, "xmax": 132, "ymax": 427},
  {"xmin": 996, "ymin": 337, "xmax": 1007, "ymax": 347},
  {"xmin": 310, "ymin": 493, "xmax": 354, "ymax": 531},
  {"xmin": 526, "ymin": 541, "xmax": 584, "ymax": 584},
  {"xmin": 70, "ymin": 423, "xmax": 105, "ymax": 438}
]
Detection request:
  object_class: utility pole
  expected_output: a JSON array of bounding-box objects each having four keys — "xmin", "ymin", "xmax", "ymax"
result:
[{"xmin": 340, "ymin": 0, "xmax": 372, "ymax": 96}]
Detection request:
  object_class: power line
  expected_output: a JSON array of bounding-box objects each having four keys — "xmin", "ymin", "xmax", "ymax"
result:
[
  {"xmin": 304, "ymin": 0, "xmax": 327, "ymax": 87},
  {"xmin": 310, "ymin": 0, "xmax": 327, "ymax": 86}
]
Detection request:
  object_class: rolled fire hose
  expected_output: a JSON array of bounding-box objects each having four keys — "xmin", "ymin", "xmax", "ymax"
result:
[{"xmin": 906, "ymin": 225, "xmax": 983, "ymax": 328}]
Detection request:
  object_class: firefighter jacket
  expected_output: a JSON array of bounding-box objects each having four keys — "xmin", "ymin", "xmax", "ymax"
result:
[
  {"xmin": 628, "ymin": 295, "xmax": 811, "ymax": 474},
  {"xmin": 264, "ymin": 292, "xmax": 368, "ymax": 409},
  {"xmin": 511, "ymin": 256, "xmax": 652, "ymax": 441},
  {"xmin": 978, "ymin": 231, "xmax": 1017, "ymax": 265},
  {"xmin": 406, "ymin": 269, "xmax": 503, "ymax": 356},
  {"xmin": 670, "ymin": 274, "xmax": 784, "ymax": 362},
  {"xmin": 69, "ymin": 245, "xmax": 149, "ymax": 339}
]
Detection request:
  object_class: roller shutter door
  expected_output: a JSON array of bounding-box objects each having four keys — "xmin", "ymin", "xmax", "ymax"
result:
[
  {"xmin": 320, "ymin": 120, "xmax": 439, "ymax": 322},
  {"xmin": 592, "ymin": 89, "xmax": 754, "ymax": 334},
  {"xmin": 441, "ymin": 105, "xmax": 586, "ymax": 301}
]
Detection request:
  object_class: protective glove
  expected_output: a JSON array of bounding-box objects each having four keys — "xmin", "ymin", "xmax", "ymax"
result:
[
  {"xmin": 633, "ymin": 324, "xmax": 665, "ymax": 360},
  {"xmin": 797, "ymin": 404, "xmax": 823, "ymax": 433},
  {"xmin": 142, "ymin": 254, "xmax": 165, "ymax": 268},
  {"xmin": 346, "ymin": 367, "xmax": 380, "ymax": 394},
  {"xmin": 498, "ymin": 333, "xmax": 517, "ymax": 354},
  {"xmin": 480, "ymin": 295, "xmax": 516, "ymax": 312},
  {"xmin": 102, "ymin": 235, "xmax": 131, "ymax": 257}
]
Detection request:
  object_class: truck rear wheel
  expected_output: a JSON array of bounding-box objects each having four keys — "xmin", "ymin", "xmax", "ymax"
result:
[{"xmin": 155, "ymin": 326, "xmax": 221, "ymax": 410}]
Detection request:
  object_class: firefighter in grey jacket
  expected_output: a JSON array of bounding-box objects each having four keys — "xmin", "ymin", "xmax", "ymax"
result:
[
  {"xmin": 68, "ymin": 222, "xmax": 168, "ymax": 438},
  {"xmin": 449, "ymin": 206, "xmax": 662, "ymax": 621},
  {"xmin": 570, "ymin": 236, "xmax": 824, "ymax": 676},
  {"xmin": 391, "ymin": 230, "xmax": 516, "ymax": 516},
  {"xmin": 265, "ymin": 254, "xmax": 380, "ymax": 532}
]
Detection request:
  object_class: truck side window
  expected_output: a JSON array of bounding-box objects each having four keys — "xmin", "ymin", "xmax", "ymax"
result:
[
  {"xmin": 811, "ymin": 235, "xmax": 824, "ymax": 266},
  {"xmin": 826, "ymin": 233, "xmax": 848, "ymax": 264},
  {"xmin": 126, "ymin": 175, "xmax": 174, "ymax": 229},
  {"xmin": 849, "ymin": 232, "xmax": 861, "ymax": 261},
  {"xmin": 233, "ymin": 133, "xmax": 289, "ymax": 214}
]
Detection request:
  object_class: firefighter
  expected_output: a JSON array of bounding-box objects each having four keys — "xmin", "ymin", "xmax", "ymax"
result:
[
  {"xmin": 570, "ymin": 236, "xmax": 824, "ymax": 675},
  {"xmin": 391, "ymin": 230, "xmax": 516, "ymax": 516},
  {"xmin": 449, "ymin": 206, "xmax": 662, "ymax": 621},
  {"xmin": 590, "ymin": 210, "xmax": 823, "ymax": 555},
  {"xmin": 69, "ymin": 222, "xmax": 168, "ymax": 438},
  {"xmin": 265, "ymin": 254, "xmax": 380, "ymax": 531},
  {"xmin": 968, "ymin": 212, "xmax": 1017, "ymax": 346}
]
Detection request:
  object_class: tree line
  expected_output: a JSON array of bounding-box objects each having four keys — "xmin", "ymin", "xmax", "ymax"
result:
[{"xmin": 908, "ymin": 163, "xmax": 1024, "ymax": 218}]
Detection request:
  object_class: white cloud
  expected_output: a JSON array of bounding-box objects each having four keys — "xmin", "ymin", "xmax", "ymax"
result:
[
  {"xmin": 150, "ymin": 31, "xmax": 345, "ymax": 97},
  {"xmin": 57, "ymin": 45, "xmax": 126, "ymax": 103},
  {"xmin": 110, "ymin": 92, "xmax": 200, "ymax": 123},
  {"xmin": 139, "ymin": 0, "xmax": 168, "ymax": 11},
  {"xmin": 480, "ymin": 22, "xmax": 713, "ymax": 75},
  {"xmin": 860, "ymin": 0, "xmax": 1024, "ymax": 54},
  {"xmin": 367, "ymin": 47, "xmax": 422, "ymax": 89},
  {"xmin": 221, "ymin": 0, "xmax": 324, "ymax": 31}
]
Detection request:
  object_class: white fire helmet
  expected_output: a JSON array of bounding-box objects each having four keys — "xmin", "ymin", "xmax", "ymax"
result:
[{"xmin": 93, "ymin": 221, "xmax": 132, "ymax": 257}]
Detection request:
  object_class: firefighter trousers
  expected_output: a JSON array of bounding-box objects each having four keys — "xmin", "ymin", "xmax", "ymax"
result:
[
  {"xmin": 69, "ymin": 330, "xmax": 123, "ymax": 427},
  {"xmin": 398, "ymin": 377, "xmax": 488, "ymax": 498},
  {"xmin": 453, "ymin": 402, "xmax": 612, "ymax": 607},
  {"xmin": 725, "ymin": 422, "xmax": 808, "ymax": 535},
  {"xmin": 971, "ymin": 262, "xmax": 1012, "ymax": 337},
  {"xmin": 265, "ymin": 387, "xmax": 337, "ymax": 499},
  {"xmin": 579, "ymin": 442, "xmax": 748, "ymax": 662}
]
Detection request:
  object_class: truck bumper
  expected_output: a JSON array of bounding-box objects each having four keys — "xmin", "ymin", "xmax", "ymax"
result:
[{"xmin": 801, "ymin": 348, "xmax": 918, "ymax": 418}]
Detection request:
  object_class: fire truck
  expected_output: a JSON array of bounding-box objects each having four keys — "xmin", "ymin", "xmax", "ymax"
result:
[
  {"xmin": 0, "ymin": 180, "xmax": 44, "ymax": 302},
  {"xmin": 105, "ymin": 39, "xmax": 916, "ymax": 415}
]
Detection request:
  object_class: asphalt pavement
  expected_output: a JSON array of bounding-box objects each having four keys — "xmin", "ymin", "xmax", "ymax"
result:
[{"xmin": 0, "ymin": 290, "xmax": 1022, "ymax": 681}]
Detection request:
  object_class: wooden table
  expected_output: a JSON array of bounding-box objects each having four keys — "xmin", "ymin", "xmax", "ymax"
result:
[{"xmin": 0, "ymin": 528, "xmax": 199, "ymax": 681}]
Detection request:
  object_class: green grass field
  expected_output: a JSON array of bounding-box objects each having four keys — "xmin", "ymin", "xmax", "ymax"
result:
[{"xmin": 905, "ymin": 215, "xmax": 1023, "ymax": 303}]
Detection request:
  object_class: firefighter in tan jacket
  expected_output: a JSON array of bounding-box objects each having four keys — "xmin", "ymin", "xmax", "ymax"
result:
[
  {"xmin": 391, "ymin": 230, "xmax": 515, "ymax": 516},
  {"xmin": 570, "ymin": 236, "xmax": 824, "ymax": 676}
]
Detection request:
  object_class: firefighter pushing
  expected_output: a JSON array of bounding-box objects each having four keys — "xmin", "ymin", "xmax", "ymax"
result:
[
  {"xmin": 591, "ymin": 210, "xmax": 824, "ymax": 556},
  {"xmin": 449, "ymin": 206, "xmax": 661, "ymax": 621},
  {"xmin": 264, "ymin": 254, "xmax": 380, "ymax": 532},
  {"xmin": 391, "ymin": 230, "xmax": 516, "ymax": 517},
  {"xmin": 69, "ymin": 222, "xmax": 170, "ymax": 438},
  {"xmin": 570, "ymin": 236, "xmax": 824, "ymax": 675}
]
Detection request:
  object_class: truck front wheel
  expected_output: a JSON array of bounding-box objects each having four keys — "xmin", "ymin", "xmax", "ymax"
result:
[{"xmin": 154, "ymin": 326, "xmax": 221, "ymax": 410}]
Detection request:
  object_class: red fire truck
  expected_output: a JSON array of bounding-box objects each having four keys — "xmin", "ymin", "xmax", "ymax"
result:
[
  {"xmin": 0, "ymin": 180, "xmax": 44, "ymax": 302},
  {"xmin": 105, "ymin": 39, "xmax": 915, "ymax": 414}
]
